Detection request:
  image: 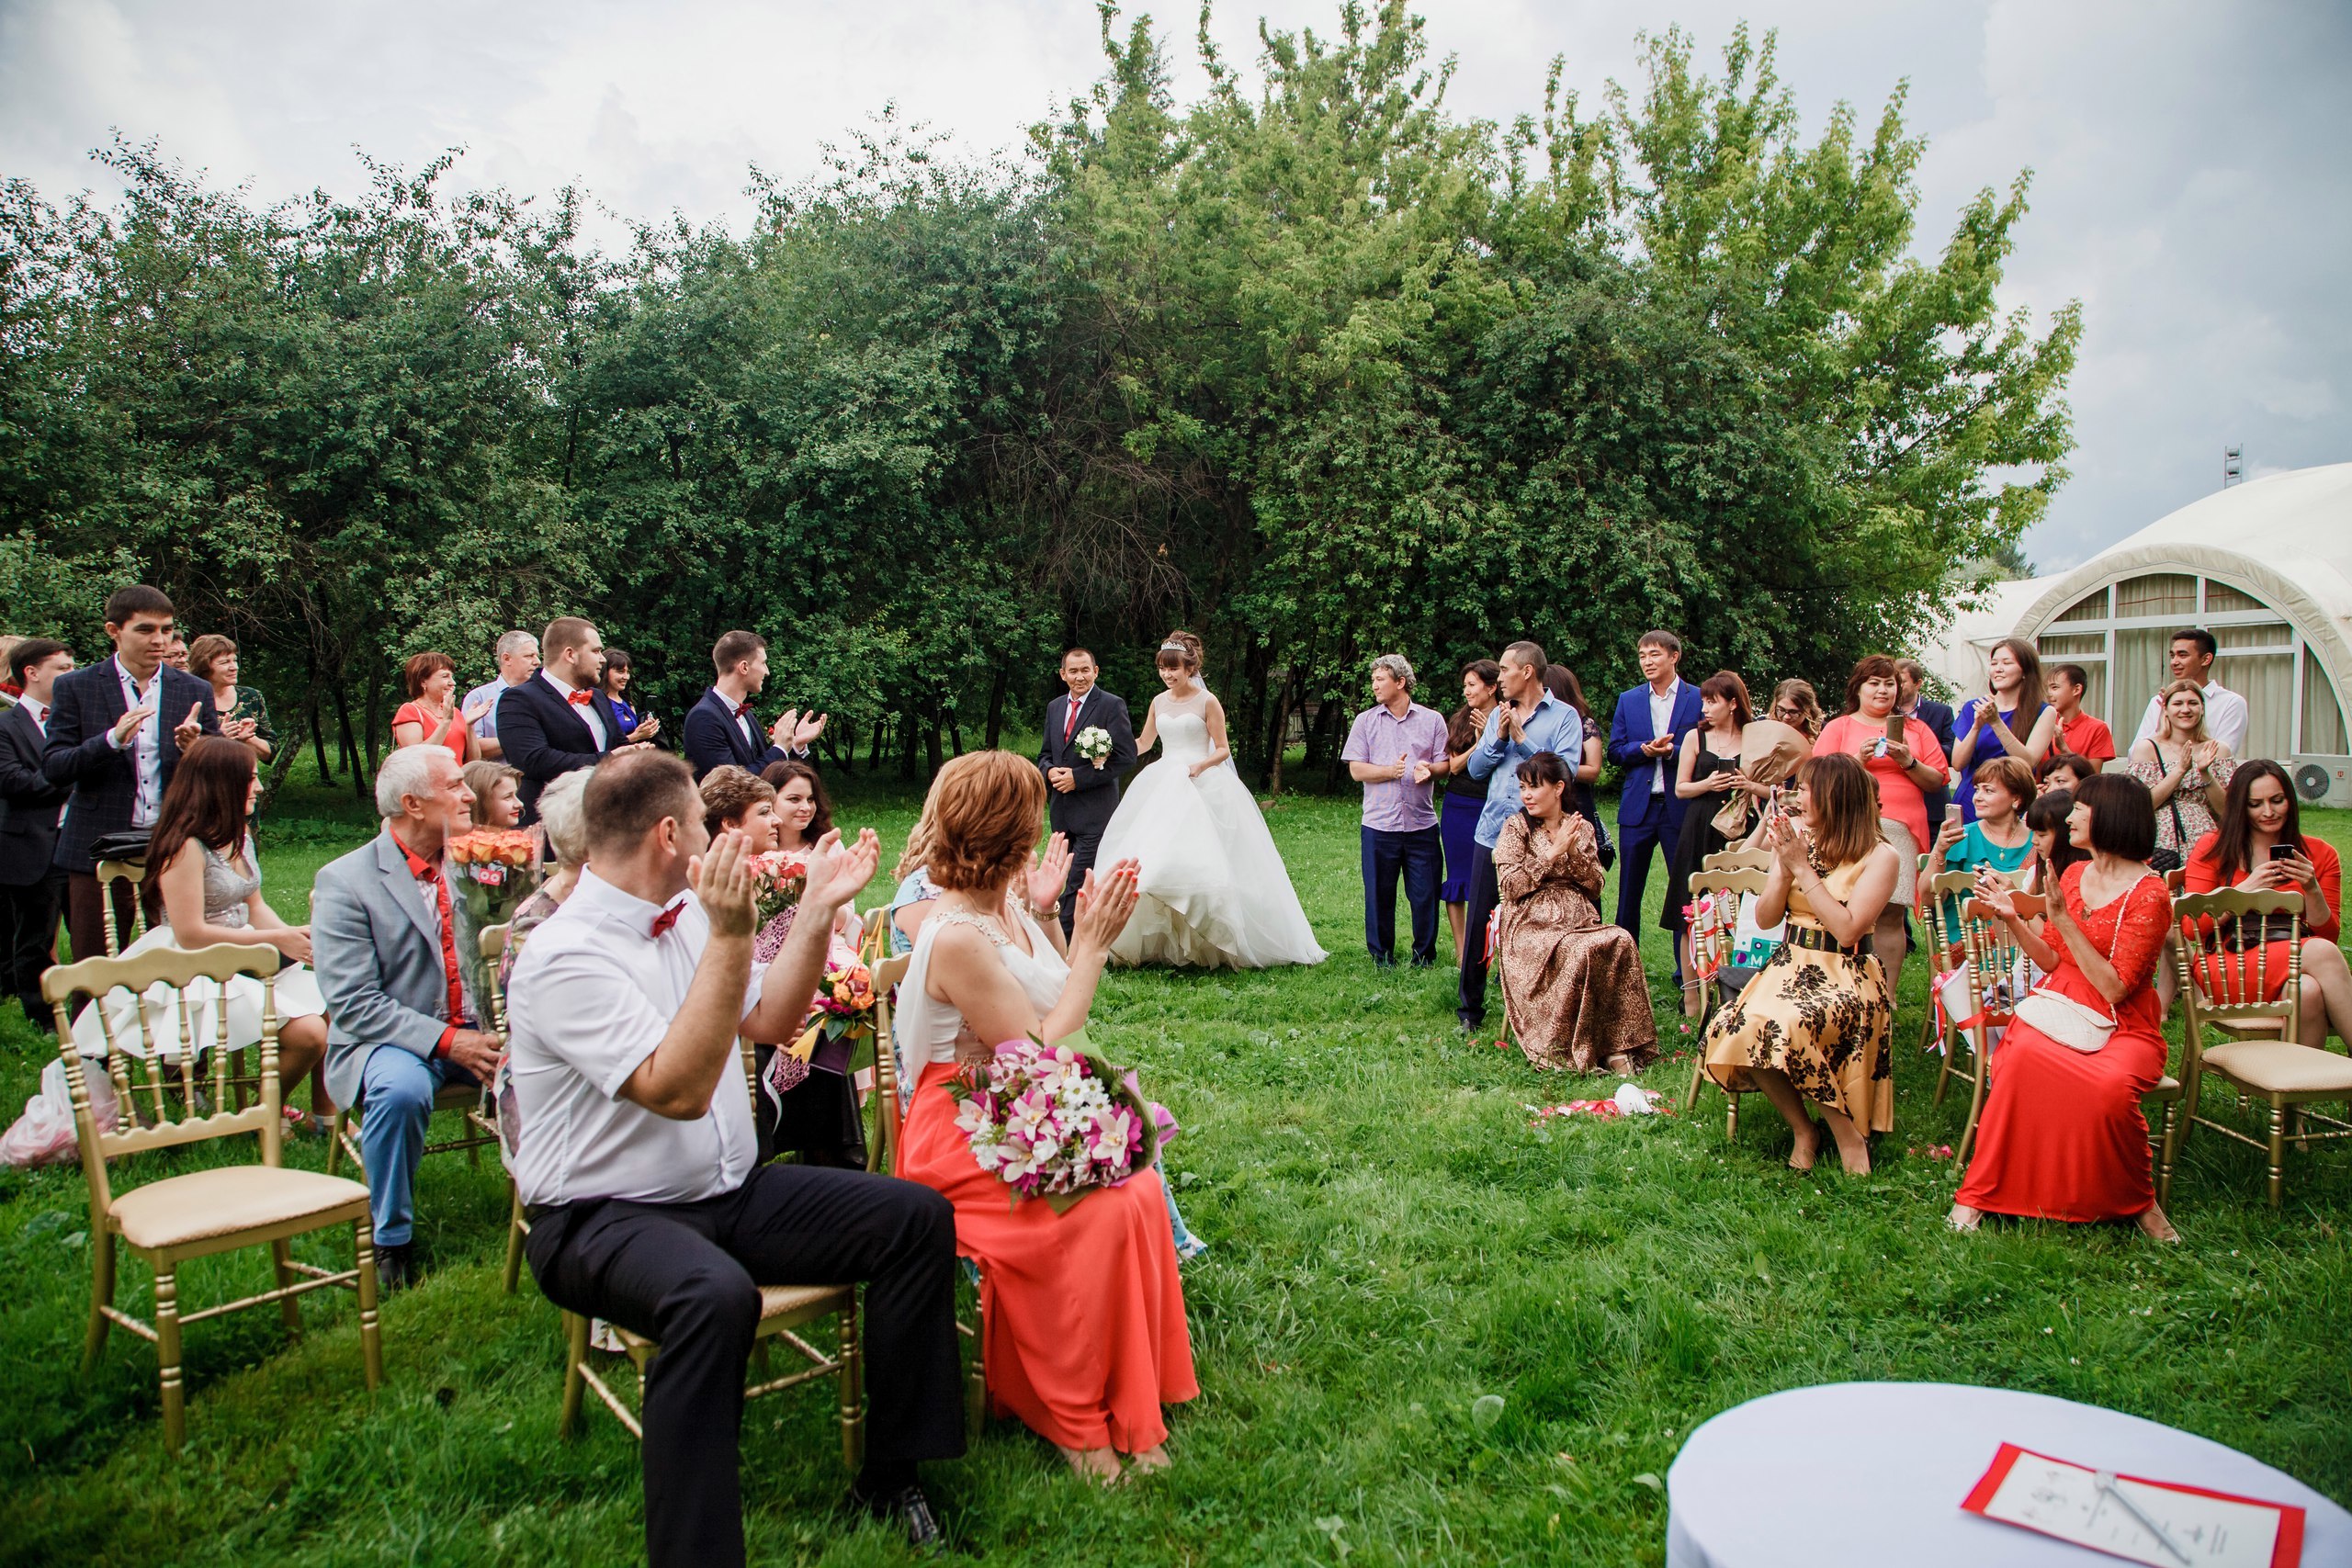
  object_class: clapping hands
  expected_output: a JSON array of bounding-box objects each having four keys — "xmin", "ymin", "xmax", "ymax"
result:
[
  {"xmin": 1025, "ymin": 833, "xmax": 1072, "ymax": 914},
  {"xmin": 804, "ymin": 826, "xmax": 880, "ymax": 909},
  {"xmin": 690, "ymin": 828, "xmax": 759, "ymax": 939},
  {"xmin": 1071, "ymin": 857, "xmax": 1141, "ymax": 950}
]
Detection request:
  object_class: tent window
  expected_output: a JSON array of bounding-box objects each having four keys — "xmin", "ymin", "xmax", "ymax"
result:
[
  {"xmin": 2112, "ymin": 627, "xmax": 2173, "ymax": 740},
  {"xmin": 2304, "ymin": 658, "xmax": 2350, "ymax": 756},
  {"xmin": 2053, "ymin": 588, "xmax": 2109, "ymax": 624},
  {"xmin": 2116, "ymin": 573, "xmax": 2199, "ymax": 618},
  {"xmin": 2204, "ymin": 580, "xmax": 2266, "ymax": 614},
  {"xmin": 2037, "ymin": 634, "xmax": 2104, "ymax": 657},
  {"xmin": 2217, "ymin": 652, "xmax": 2294, "ymax": 761},
  {"xmin": 2214, "ymin": 621, "xmax": 2294, "ymax": 651}
]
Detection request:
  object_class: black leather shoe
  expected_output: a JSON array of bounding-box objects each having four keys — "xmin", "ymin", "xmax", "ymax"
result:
[
  {"xmin": 376, "ymin": 1242, "xmax": 414, "ymax": 1293},
  {"xmin": 855, "ymin": 1483, "xmax": 943, "ymax": 1553}
]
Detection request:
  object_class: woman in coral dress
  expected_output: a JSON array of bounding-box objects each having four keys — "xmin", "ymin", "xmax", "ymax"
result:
[
  {"xmin": 892, "ymin": 750, "xmax": 1196, "ymax": 1483},
  {"xmin": 2184, "ymin": 759, "xmax": 2352, "ymax": 1050},
  {"xmin": 1951, "ymin": 773, "xmax": 2178, "ymax": 1240}
]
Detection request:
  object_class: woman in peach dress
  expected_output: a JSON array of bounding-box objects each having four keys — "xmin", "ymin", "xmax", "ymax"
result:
[{"xmin": 892, "ymin": 750, "xmax": 1196, "ymax": 1482}]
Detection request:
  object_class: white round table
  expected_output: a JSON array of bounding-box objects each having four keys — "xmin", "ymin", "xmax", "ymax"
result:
[{"xmin": 1667, "ymin": 1382, "xmax": 2351, "ymax": 1567}]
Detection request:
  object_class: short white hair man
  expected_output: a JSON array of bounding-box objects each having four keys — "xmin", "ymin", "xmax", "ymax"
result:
[{"xmin": 310, "ymin": 745, "xmax": 492, "ymax": 1290}]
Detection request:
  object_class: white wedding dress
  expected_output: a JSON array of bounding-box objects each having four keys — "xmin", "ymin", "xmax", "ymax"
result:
[{"xmin": 1095, "ymin": 693, "xmax": 1327, "ymax": 969}]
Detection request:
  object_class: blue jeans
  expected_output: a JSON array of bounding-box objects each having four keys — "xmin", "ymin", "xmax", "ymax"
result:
[
  {"xmin": 357, "ymin": 1045, "xmax": 477, "ymax": 1247},
  {"xmin": 1361, "ymin": 824, "xmax": 1442, "ymax": 965}
]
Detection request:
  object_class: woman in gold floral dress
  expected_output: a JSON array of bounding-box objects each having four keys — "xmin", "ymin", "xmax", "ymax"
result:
[
  {"xmin": 1493, "ymin": 750, "xmax": 1657, "ymax": 1074},
  {"xmin": 1701, "ymin": 752, "xmax": 1898, "ymax": 1174}
]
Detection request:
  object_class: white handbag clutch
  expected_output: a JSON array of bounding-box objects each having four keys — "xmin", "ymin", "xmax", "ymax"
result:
[{"xmin": 2011, "ymin": 873, "xmax": 2155, "ymax": 1054}]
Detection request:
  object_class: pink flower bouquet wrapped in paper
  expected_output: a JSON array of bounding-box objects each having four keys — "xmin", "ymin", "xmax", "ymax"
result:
[{"xmin": 944, "ymin": 1028, "xmax": 1179, "ymax": 1213}]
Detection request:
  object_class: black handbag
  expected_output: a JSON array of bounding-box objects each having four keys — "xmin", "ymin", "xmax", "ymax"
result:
[{"xmin": 87, "ymin": 829, "xmax": 153, "ymax": 863}]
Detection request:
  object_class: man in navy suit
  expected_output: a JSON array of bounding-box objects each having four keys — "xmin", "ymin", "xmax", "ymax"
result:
[
  {"xmin": 680, "ymin": 629, "xmax": 826, "ymax": 783},
  {"xmin": 1897, "ymin": 659, "xmax": 1957, "ymax": 825},
  {"xmin": 1036, "ymin": 648, "xmax": 1136, "ymax": 938},
  {"xmin": 1607, "ymin": 629, "xmax": 1704, "ymax": 977},
  {"xmin": 498, "ymin": 616, "xmax": 656, "ymax": 825},
  {"xmin": 1, "ymin": 638, "xmax": 74, "ymax": 1026},
  {"xmin": 43, "ymin": 586, "xmax": 220, "ymax": 963}
]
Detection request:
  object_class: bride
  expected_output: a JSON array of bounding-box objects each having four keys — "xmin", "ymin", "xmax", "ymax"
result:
[{"xmin": 1094, "ymin": 631, "xmax": 1327, "ymax": 969}]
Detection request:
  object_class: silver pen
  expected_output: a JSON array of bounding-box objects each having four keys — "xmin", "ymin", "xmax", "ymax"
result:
[{"xmin": 2093, "ymin": 1470, "xmax": 2192, "ymax": 1565}]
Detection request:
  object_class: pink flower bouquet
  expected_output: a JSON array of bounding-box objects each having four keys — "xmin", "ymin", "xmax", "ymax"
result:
[
  {"xmin": 945, "ymin": 1029, "xmax": 1178, "ymax": 1213},
  {"xmin": 748, "ymin": 850, "xmax": 808, "ymax": 927}
]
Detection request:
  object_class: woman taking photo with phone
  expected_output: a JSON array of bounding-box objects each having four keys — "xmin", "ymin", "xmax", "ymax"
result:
[
  {"xmin": 1813, "ymin": 655, "xmax": 1947, "ymax": 997},
  {"xmin": 1701, "ymin": 753, "xmax": 1898, "ymax": 1176},
  {"xmin": 2184, "ymin": 760, "xmax": 2350, "ymax": 1050},
  {"xmin": 1950, "ymin": 637, "xmax": 2059, "ymax": 822}
]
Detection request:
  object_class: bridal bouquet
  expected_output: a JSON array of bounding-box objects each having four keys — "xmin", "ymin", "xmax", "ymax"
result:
[
  {"xmin": 748, "ymin": 850, "xmax": 808, "ymax": 927},
  {"xmin": 1074, "ymin": 725, "xmax": 1113, "ymax": 767},
  {"xmin": 947, "ymin": 1030, "xmax": 1177, "ymax": 1213},
  {"xmin": 446, "ymin": 829, "xmax": 543, "ymax": 1024}
]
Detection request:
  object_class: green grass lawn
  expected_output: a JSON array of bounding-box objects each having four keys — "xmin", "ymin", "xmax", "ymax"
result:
[{"xmin": 3, "ymin": 761, "xmax": 2347, "ymax": 1566}]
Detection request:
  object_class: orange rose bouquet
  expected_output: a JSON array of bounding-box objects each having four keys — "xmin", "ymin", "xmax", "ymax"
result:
[{"xmin": 446, "ymin": 828, "xmax": 544, "ymax": 1024}]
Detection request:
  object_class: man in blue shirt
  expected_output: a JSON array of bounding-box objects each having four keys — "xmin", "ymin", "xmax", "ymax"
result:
[{"xmin": 1458, "ymin": 638, "xmax": 1582, "ymax": 1032}]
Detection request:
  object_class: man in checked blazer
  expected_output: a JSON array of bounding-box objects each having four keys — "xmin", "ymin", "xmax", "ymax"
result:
[
  {"xmin": 1036, "ymin": 647, "xmax": 1136, "ymax": 938},
  {"xmin": 42, "ymin": 585, "xmax": 220, "ymax": 963},
  {"xmin": 497, "ymin": 616, "xmax": 656, "ymax": 825}
]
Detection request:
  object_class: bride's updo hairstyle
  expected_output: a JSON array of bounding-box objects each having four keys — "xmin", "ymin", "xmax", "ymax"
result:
[
  {"xmin": 1155, "ymin": 630, "xmax": 1204, "ymax": 676},
  {"xmin": 922, "ymin": 750, "xmax": 1047, "ymax": 893}
]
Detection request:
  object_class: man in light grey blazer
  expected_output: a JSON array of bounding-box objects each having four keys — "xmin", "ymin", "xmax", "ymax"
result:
[{"xmin": 312, "ymin": 744, "xmax": 505, "ymax": 1289}]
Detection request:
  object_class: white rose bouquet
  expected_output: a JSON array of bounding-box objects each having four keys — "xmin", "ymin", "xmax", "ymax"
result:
[{"xmin": 1074, "ymin": 725, "xmax": 1113, "ymax": 767}]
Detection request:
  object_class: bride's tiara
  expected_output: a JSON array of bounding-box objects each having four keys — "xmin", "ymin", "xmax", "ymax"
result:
[{"xmin": 1159, "ymin": 640, "xmax": 1190, "ymax": 653}]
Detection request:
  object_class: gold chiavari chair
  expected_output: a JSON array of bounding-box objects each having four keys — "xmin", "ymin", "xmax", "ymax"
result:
[
  {"xmin": 558, "ymin": 1038, "xmax": 864, "ymax": 1466},
  {"xmin": 466, "ymin": 925, "xmax": 535, "ymax": 1294},
  {"xmin": 1945, "ymin": 896, "xmax": 2033, "ymax": 1169},
  {"xmin": 1702, "ymin": 848, "xmax": 1771, "ymax": 874},
  {"xmin": 92, "ymin": 857, "xmax": 149, "ymax": 957},
  {"xmin": 43, "ymin": 943, "xmax": 384, "ymax": 1450},
  {"xmin": 1682, "ymin": 866, "xmax": 1771, "ymax": 1140},
  {"xmin": 1916, "ymin": 868, "xmax": 1979, "ymax": 1065},
  {"xmin": 2168, "ymin": 889, "xmax": 2351, "ymax": 1206}
]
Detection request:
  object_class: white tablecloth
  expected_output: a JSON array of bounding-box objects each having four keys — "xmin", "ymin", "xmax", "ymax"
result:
[{"xmin": 1667, "ymin": 1382, "xmax": 2350, "ymax": 1568}]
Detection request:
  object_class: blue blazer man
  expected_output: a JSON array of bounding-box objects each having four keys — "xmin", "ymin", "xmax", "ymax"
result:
[
  {"xmin": 1607, "ymin": 641, "xmax": 1704, "ymax": 951},
  {"xmin": 1898, "ymin": 660, "xmax": 1957, "ymax": 825}
]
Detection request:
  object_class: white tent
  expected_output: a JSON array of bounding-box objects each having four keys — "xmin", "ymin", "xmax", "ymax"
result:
[{"xmin": 1920, "ymin": 463, "xmax": 2352, "ymax": 806}]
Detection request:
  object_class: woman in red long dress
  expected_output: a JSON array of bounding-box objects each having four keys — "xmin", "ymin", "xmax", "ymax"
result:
[
  {"xmin": 891, "ymin": 751, "xmax": 1196, "ymax": 1483},
  {"xmin": 1951, "ymin": 773, "xmax": 2179, "ymax": 1240},
  {"xmin": 2183, "ymin": 759, "xmax": 2352, "ymax": 1050}
]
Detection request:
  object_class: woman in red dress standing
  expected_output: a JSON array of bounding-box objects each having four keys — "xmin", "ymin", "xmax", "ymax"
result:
[{"xmin": 1951, "ymin": 773, "xmax": 2178, "ymax": 1240}]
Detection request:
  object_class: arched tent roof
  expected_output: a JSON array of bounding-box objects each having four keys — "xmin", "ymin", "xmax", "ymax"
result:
[
  {"xmin": 1923, "ymin": 463, "xmax": 2352, "ymax": 709},
  {"xmin": 2009, "ymin": 464, "xmax": 2352, "ymax": 698}
]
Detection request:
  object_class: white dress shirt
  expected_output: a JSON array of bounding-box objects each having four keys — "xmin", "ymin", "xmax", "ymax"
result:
[
  {"xmin": 21, "ymin": 696, "xmax": 51, "ymax": 735},
  {"xmin": 504, "ymin": 869, "xmax": 764, "ymax": 1208},
  {"xmin": 1647, "ymin": 679, "xmax": 1682, "ymax": 793},
  {"xmin": 539, "ymin": 670, "xmax": 609, "ymax": 750},
  {"xmin": 2132, "ymin": 680, "xmax": 2249, "ymax": 756},
  {"xmin": 102, "ymin": 656, "xmax": 166, "ymax": 827}
]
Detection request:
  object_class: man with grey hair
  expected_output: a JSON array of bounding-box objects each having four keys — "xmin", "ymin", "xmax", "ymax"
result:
[
  {"xmin": 311, "ymin": 743, "xmax": 502, "ymax": 1289},
  {"xmin": 1341, "ymin": 653, "xmax": 1450, "ymax": 965},
  {"xmin": 460, "ymin": 629, "xmax": 540, "ymax": 761}
]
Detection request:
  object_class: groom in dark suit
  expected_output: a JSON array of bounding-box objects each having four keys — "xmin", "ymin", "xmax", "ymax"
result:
[
  {"xmin": 498, "ymin": 616, "xmax": 652, "ymax": 825},
  {"xmin": 1036, "ymin": 648, "xmax": 1135, "ymax": 937}
]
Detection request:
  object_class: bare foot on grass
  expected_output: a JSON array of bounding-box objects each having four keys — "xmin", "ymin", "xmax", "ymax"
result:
[
  {"xmin": 1787, "ymin": 1121, "xmax": 1821, "ymax": 1173},
  {"xmin": 1059, "ymin": 1446, "xmax": 1124, "ymax": 1483},
  {"xmin": 1128, "ymin": 1444, "xmax": 1171, "ymax": 1474},
  {"xmin": 1828, "ymin": 1123, "xmax": 1871, "ymax": 1177}
]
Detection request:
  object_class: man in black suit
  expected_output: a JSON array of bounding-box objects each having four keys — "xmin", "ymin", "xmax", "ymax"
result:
[
  {"xmin": 1897, "ymin": 659, "xmax": 1957, "ymax": 826},
  {"xmin": 680, "ymin": 629, "xmax": 826, "ymax": 783},
  {"xmin": 498, "ymin": 615, "xmax": 656, "ymax": 825},
  {"xmin": 1036, "ymin": 648, "xmax": 1136, "ymax": 938},
  {"xmin": 2, "ymin": 638, "xmax": 74, "ymax": 1026},
  {"xmin": 43, "ymin": 586, "xmax": 220, "ymax": 964}
]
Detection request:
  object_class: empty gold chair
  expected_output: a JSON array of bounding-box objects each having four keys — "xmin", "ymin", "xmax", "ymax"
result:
[
  {"xmin": 91, "ymin": 857, "xmax": 148, "ymax": 957},
  {"xmin": 44, "ymin": 942, "xmax": 384, "ymax": 1450},
  {"xmin": 2168, "ymin": 889, "xmax": 2352, "ymax": 1205}
]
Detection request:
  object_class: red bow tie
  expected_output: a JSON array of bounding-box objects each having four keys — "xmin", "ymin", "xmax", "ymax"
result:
[
  {"xmin": 567, "ymin": 690, "xmax": 593, "ymax": 707},
  {"xmin": 735, "ymin": 702, "xmax": 756, "ymax": 722},
  {"xmin": 650, "ymin": 898, "xmax": 686, "ymax": 938}
]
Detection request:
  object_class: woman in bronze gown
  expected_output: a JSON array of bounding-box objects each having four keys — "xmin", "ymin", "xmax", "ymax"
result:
[{"xmin": 1493, "ymin": 750, "xmax": 1658, "ymax": 1074}]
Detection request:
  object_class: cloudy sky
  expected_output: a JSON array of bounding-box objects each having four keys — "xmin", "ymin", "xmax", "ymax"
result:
[{"xmin": 3, "ymin": 0, "xmax": 2345, "ymax": 571}]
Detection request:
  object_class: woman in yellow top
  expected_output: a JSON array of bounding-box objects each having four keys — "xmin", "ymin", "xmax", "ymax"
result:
[{"xmin": 1701, "ymin": 751, "xmax": 1899, "ymax": 1175}]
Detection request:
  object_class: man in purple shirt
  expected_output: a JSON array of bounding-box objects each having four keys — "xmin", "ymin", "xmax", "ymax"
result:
[{"xmin": 1341, "ymin": 654, "xmax": 1452, "ymax": 966}]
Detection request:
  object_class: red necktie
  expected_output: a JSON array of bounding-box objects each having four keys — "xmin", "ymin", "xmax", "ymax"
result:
[
  {"xmin": 1064, "ymin": 696, "xmax": 1080, "ymax": 741},
  {"xmin": 394, "ymin": 834, "xmax": 468, "ymax": 1027},
  {"xmin": 650, "ymin": 898, "xmax": 686, "ymax": 938},
  {"xmin": 567, "ymin": 690, "xmax": 593, "ymax": 707}
]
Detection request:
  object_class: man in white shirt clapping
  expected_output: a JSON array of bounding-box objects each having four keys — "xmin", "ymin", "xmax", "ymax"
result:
[{"xmin": 505, "ymin": 751, "xmax": 963, "ymax": 1562}]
